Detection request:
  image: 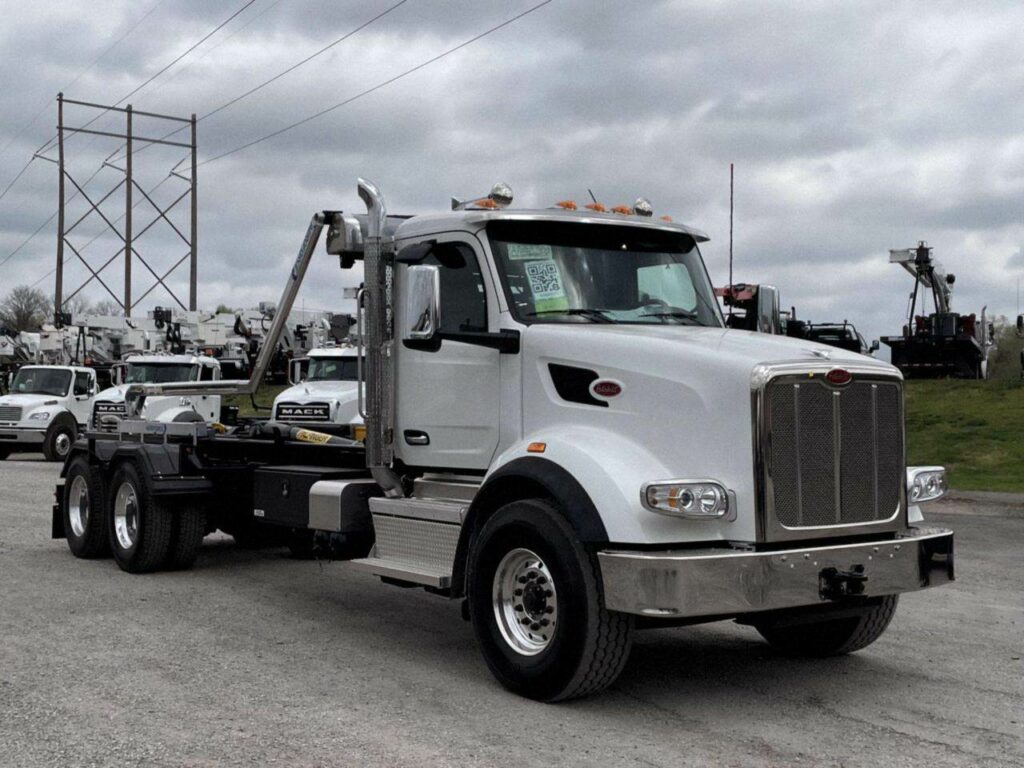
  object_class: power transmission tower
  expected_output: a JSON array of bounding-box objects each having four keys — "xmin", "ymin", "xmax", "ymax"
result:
[{"xmin": 50, "ymin": 93, "xmax": 197, "ymax": 320}]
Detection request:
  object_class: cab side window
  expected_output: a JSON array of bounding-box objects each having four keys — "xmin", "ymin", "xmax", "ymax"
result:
[
  {"xmin": 424, "ymin": 243, "xmax": 488, "ymax": 333},
  {"xmin": 199, "ymin": 365, "xmax": 216, "ymax": 381},
  {"xmin": 73, "ymin": 372, "xmax": 92, "ymax": 396}
]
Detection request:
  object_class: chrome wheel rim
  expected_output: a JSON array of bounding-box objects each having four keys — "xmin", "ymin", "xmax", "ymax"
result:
[
  {"xmin": 113, "ymin": 481, "xmax": 138, "ymax": 550},
  {"xmin": 55, "ymin": 431, "xmax": 72, "ymax": 457},
  {"xmin": 68, "ymin": 474, "xmax": 89, "ymax": 537},
  {"xmin": 493, "ymin": 547, "xmax": 558, "ymax": 656}
]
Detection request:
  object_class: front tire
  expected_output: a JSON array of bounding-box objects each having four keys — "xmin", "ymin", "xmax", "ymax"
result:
[
  {"xmin": 62, "ymin": 455, "xmax": 109, "ymax": 558},
  {"xmin": 0, "ymin": 447, "xmax": 9, "ymax": 461},
  {"xmin": 753, "ymin": 595, "xmax": 898, "ymax": 656},
  {"xmin": 467, "ymin": 499, "xmax": 633, "ymax": 701},
  {"xmin": 43, "ymin": 419, "xmax": 76, "ymax": 462},
  {"xmin": 107, "ymin": 462, "xmax": 173, "ymax": 573}
]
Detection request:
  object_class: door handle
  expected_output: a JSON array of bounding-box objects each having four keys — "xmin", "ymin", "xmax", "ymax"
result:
[{"xmin": 403, "ymin": 430, "xmax": 430, "ymax": 446}]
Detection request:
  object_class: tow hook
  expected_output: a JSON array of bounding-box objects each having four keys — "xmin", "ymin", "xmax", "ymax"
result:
[{"xmin": 819, "ymin": 565, "xmax": 868, "ymax": 601}]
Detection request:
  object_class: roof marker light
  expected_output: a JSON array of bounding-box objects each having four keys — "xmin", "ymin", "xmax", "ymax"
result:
[
  {"xmin": 555, "ymin": 200, "xmax": 577, "ymax": 210},
  {"xmin": 660, "ymin": 215, "xmax": 673, "ymax": 222},
  {"xmin": 633, "ymin": 197, "xmax": 653, "ymax": 217},
  {"xmin": 585, "ymin": 202, "xmax": 606, "ymax": 213},
  {"xmin": 473, "ymin": 198, "xmax": 499, "ymax": 209},
  {"xmin": 611, "ymin": 205, "xmax": 632, "ymax": 215}
]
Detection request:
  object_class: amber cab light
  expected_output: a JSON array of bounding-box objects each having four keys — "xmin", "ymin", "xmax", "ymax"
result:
[
  {"xmin": 556, "ymin": 200, "xmax": 577, "ymax": 210},
  {"xmin": 585, "ymin": 203, "xmax": 607, "ymax": 213}
]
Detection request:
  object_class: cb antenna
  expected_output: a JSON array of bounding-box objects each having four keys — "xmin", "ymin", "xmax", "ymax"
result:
[
  {"xmin": 728, "ymin": 162, "xmax": 734, "ymax": 318},
  {"xmin": 587, "ymin": 188, "xmax": 598, "ymax": 204}
]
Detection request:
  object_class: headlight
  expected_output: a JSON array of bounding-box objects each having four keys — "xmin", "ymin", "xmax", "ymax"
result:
[
  {"xmin": 907, "ymin": 466, "xmax": 947, "ymax": 503},
  {"xmin": 641, "ymin": 480, "xmax": 730, "ymax": 519},
  {"xmin": 28, "ymin": 411, "xmax": 51, "ymax": 421}
]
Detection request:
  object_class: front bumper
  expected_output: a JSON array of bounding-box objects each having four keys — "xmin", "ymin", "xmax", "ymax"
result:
[
  {"xmin": 0, "ymin": 427, "xmax": 46, "ymax": 446},
  {"xmin": 598, "ymin": 526, "xmax": 954, "ymax": 618}
]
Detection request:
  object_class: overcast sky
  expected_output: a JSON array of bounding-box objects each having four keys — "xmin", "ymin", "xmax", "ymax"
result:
[{"xmin": 1, "ymin": 0, "xmax": 1021, "ymax": 353}]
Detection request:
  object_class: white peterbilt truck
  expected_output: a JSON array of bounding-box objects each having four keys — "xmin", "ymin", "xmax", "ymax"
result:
[
  {"xmin": 90, "ymin": 353, "xmax": 223, "ymax": 432},
  {"xmin": 272, "ymin": 345, "xmax": 363, "ymax": 438},
  {"xmin": 53, "ymin": 180, "xmax": 954, "ymax": 701},
  {"xmin": 1, "ymin": 365, "xmax": 97, "ymax": 461}
]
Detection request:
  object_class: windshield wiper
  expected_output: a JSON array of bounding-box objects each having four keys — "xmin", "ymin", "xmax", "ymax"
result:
[
  {"xmin": 639, "ymin": 310, "xmax": 701, "ymax": 325},
  {"xmin": 527, "ymin": 308, "xmax": 616, "ymax": 323}
]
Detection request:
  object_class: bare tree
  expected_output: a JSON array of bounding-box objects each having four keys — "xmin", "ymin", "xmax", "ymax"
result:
[
  {"xmin": 0, "ymin": 285, "xmax": 50, "ymax": 332},
  {"xmin": 91, "ymin": 299, "xmax": 124, "ymax": 317},
  {"xmin": 58, "ymin": 294, "xmax": 93, "ymax": 319}
]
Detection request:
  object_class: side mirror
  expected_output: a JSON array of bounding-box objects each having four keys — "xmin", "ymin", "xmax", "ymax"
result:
[
  {"xmin": 870, "ymin": 339, "xmax": 880, "ymax": 353},
  {"xmin": 403, "ymin": 265, "xmax": 441, "ymax": 342},
  {"xmin": 288, "ymin": 358, "xmax": 307, "ymax": 386}
]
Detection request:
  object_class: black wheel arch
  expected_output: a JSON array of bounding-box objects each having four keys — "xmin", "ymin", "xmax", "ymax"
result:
[{"xmin": 450, "ymin": 456, "xmax": 608, "ymax": 599}]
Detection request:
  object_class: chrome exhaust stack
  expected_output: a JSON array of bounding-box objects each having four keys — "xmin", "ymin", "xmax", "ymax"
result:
[{"xmin": 357, "ymin": 179, "xmax": 403, "ymax": 499}]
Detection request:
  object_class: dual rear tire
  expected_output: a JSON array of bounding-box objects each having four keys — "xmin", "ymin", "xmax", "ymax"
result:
[{"xmin": 63, "ymin": 457, "xmax": 205, "ymax": 572}]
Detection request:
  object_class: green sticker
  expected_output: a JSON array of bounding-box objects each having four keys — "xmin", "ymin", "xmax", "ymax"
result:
[{"xmin": 508, "ymin": 243, "xmax": 554, "ymax": 261}]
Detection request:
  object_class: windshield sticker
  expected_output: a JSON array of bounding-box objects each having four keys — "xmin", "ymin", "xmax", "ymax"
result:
[
  {"xmin": 508, "ymin": 243, "xmax": 554, "ymax": 261},
  {"xmin": 525, "ymin": 260, "xmax": 569, "ymax": 312}
]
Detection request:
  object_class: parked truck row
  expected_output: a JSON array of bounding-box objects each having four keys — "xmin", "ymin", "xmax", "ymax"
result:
[{"xmin": 51, "ymin": 180, "xmax": 955, "ymax": 701}]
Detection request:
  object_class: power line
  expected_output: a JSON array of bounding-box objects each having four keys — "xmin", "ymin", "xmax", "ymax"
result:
[
  {"xmin": 201, "ymin": 0, "xmax": 554, "ymax": 166},
  {"xmin": 110, "ymin": 0, "xmax": 411, "ymax": 166},
  {"xmin": 0, "ymin": 156, "xmax": 37, "ymax": 204},
  {"xmin": 0, "ymin": 0, "xmax": 167, "ymax": 163}
]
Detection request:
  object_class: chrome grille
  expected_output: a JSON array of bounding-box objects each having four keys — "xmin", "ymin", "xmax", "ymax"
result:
[
  {"xmin": 92, "ymin": 401, "xmax": 126, "ymax": 431},
  {"xmin": 0, "ymin": 406, "xmax": 23, "ymax": 422},
  {"xmin": 765, "ymin": 377, "xmax": 903, "ymax": 533}
]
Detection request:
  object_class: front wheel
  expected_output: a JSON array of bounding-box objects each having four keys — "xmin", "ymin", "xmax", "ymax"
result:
[
  {"xmin": 467, "ymin": 499, "xmax": 633, "ymax": 701},
  {"xmin": 0, "ymin": 447, "xmax": 9, "ymax": 461},
  {"xmin": 753, "ymin": 595, "xmax": 899, "ymax": 656},
  {"xmin": 43, "ymin": 419, "xmax": 76, "ymax": 462}
]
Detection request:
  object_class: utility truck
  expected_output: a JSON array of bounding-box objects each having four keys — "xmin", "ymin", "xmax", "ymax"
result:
[
  {"xmin": 273, "ymin": 345, "xmax": 363, "ymax": 438},
  {"xmin": 1, "ymin": 365, "xmax": 97, "ymax": 461},
  {"xmin": 53, "ymin": 181, "xmax": 955, "ymax": 701},
  {"xmin": 90, "ymin": 353, "xmax": 224, "ymax": 433}
]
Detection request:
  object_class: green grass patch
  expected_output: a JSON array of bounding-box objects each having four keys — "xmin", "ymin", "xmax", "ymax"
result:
[
  {"xmin": 225, "ymin": 384, "xmax": 287, "ymax": 418},
  {"xmin": 905, "ymin": 378, "xmax": 1024, "ymax": 492}
]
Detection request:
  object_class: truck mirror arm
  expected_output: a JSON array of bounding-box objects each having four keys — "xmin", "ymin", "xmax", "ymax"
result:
[{"xmin": 403, "ymin": 329, "xmax": 520, "ymax": 354}]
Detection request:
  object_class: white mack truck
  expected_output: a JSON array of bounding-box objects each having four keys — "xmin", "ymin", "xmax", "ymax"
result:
[
  {"xmin": 53, "ymin": 180, "xmax": 954, "ymax": 701},
  {"xmin": 90, "ymin": 353, "xmax": 223, "ymax": 432},
  {"xmin": 272, "ymin": 345, "xmax": 363, "ymax": 438},
  {"xmin": 1, "ymin": 365, "xmax": 97, "ymax": 461}
]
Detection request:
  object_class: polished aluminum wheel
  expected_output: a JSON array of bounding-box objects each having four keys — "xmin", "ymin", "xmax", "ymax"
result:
[
  {"xmin": 113, "ymin": 481, "xmax": 139, "ymax": 550},
  {"xmin": 55, "ymin": 431, "xmax": 72, "ymax": 458},
  {"xmin": 67, "ymin": 474, "xmax": 89, "ymax": 537},
  {"xmin": 493, "ymin": 547, "xmax": 558, "ymax": 656}
]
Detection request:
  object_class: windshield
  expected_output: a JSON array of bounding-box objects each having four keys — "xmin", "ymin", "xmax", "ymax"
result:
[
  {"xmin": 126, "ymin": 363, "xmax": 197, "ymax": 383},
  {"xmin": 488, "ymin": 221, "xmax": 723, "ymax": 327},
  {"xmin": 11, "ymin": 368, "xmax": 71, "ymax": 396},
  {"xmin": 307, "ymin": 357, "xmax": 359, "ymax": 382}
]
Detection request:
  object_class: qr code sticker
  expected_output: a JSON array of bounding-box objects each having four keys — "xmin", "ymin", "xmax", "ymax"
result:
[{"xmin": 525, "ymin": 260, "xmax": 565, "ymax": 300}]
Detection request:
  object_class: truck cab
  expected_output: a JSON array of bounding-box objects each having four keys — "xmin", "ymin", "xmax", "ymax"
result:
[
  {"xmin": 54, "ymin": 181, "xmax": 954, "ymax": 702},
  {"xmin": 0, "ymin": 365, "xmax": 96, "ymax": 461},
  {"xmin": 272, "ymin": 346, "xmax": 363, "ymax": 437},
  {"xmin": 91, "ymin": 354, "xmax": 222, "ymax": 431}
]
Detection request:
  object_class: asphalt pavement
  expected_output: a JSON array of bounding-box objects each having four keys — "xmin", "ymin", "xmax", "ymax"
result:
[{"xmin": 1, "ymin": 455, "xmax": 1021, "ymax": 767}]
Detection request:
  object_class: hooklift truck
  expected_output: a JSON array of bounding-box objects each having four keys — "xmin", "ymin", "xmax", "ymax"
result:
[{"xmin": 53, "ymin": 181, "xmax": 955, "ymax": 701}]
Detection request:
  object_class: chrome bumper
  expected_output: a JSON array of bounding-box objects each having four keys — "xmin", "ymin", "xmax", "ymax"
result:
[
  {"xmin": 598, "ymin": 526, "xmax": 954, "ymax": 618},
  {"xmin": 0, "ymin": 427, "xmax": 46, "ymax": 446}
]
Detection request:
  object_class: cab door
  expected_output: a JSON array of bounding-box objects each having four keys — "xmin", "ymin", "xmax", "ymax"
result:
[
  {"xmin": 394, "ymin": 237, "xmax": 501, "ymax": 471},
  {"xmin": 69, "ymin": 371, "xmax": 95, "ymax": 426}
]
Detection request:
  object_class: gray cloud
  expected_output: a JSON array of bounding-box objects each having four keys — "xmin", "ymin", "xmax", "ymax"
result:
[{"xmin": 1, "ymin": 0, "xmax": 1022, "ymax": 351}]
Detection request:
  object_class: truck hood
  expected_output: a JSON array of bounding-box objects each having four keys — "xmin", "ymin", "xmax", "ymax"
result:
[
  {"xmin": 0, "ymin": 393, "xmax": 62, "ymax": 412},
  {"xmin": 274, "ymin": 381, "xmax": 359, "ymax": 403},
  {"xmin": 93, "ymin": 385, "xmax": 129, "ymax": 402},
  {"xmin": 525, "ymin": 323, "xmax": 892, "ymax": 378}
]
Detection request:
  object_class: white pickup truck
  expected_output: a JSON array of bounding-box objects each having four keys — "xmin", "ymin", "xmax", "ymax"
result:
[
  {"xmin": 0, "ymin": 365, "xmax": 97, "ymax": 461},
  {"xmin": 90, "ymin": 354, "xmax": 222, "ymax": 431},
  {"xmin": 272, "ymin": 346, "xmax": 362, "ymax": 437}
]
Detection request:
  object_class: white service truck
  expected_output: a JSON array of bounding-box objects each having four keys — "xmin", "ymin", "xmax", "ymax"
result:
[
  {"xmin": 90, "ymin": 354, "xmax": 223, "ymax": 432},
  {"xmin": 53, "ymin": 180, "xmax": 955, "ymax": 701},
  {"xmin": 0, "ymin": 365, "xmax": 97, "ymax": 461},
  {"xmin": 272, "ymin": 345, "xmax": 363, "ymax": 438}
]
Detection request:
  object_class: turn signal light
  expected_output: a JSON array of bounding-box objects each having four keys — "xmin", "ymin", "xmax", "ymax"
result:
[
  {"xmin": 353, "ymin": 425, "xmax": 367, "ymax": 443},
  {"xmin": 527, "ymin": 442, "xmax": 546, "ymax": 453}
]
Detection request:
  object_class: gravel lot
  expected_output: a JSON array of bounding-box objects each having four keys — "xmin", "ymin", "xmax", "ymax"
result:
[{"xmin": 1, "ymin": 456, "xmax": 1021, "ymax": 768}]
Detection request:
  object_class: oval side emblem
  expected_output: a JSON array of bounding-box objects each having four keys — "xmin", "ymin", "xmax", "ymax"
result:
[
  {"xmin": 590, "ymin": 379, "xmax": 623, "ymax": 399},
  {"xmin": 825, "ymin": 368, "xmax": 852, "ymax": 386}
]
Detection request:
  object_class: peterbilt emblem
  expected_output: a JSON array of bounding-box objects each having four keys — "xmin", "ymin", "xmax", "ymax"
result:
[
  {"xmin": 825, "ymin": 368, "xmax": 853, "ymax": 386},
  {"xmin": 590, "ymin": 379, "xmax": 623, "ymax": 399}
]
